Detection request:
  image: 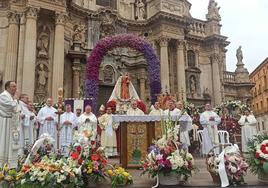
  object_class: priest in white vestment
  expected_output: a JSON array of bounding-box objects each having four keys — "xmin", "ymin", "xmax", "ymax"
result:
[
  {"xmin": 149, "ymin": 102, "xmax": 163, "ymax": 115},
  {"xmin": 0, "ymin": 81, "xmax": 20, "ymax": 168},
  {"xmin": 98, "ymin": 107, "xmax": 119, "ymax": 157},
  {"xmin": 126, "ymin": 100, "xmax": 145, "ymax": 115},
  {"xmin": 200, "ymin": 103, "xmax": 221, "ymax": 155},
  {"xmin": 28, "ymin": 102, "xmax": 38, "ymax": 141},
  {"xmin": 163, "ymin": 100, "xmax": 181, "ymax": 116},
  {"xmin": 238, "ymin": 109, "xmax": 258, "ymax": 152},
  {"xmin": 59, "ymin": 104, "xmax": 77, "ymax": 156},
  {"xmin": 19, "ymin": 94, "xmax": 35, "ymax": 149},
  {"xmin": 78, "ymin": 105, "xmax": 98, "ymax": 141},
  {"xmin": 37, "ymin": 98, "xmax": 57, "ymax": 142},
  {"xmin": 176, "ymin": 101, "xmax": 193, "ymax": 150}
]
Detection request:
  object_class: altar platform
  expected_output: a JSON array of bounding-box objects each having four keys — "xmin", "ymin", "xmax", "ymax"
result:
[{"xmin": 99, "ymin": 157, "xmax": 267, "ymax": 188}]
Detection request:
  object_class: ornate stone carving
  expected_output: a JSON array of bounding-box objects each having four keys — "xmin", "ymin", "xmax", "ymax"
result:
[
  {"xmin": 73, "ymin": 24, "xmax": 86, "ymax": 43},
  {"xmin": 176, "ymin": 40, "xmax": 185, "ymax": 50},
  {"xmin": 158, "ymin": 37, "xmax": 170, "ymax": 47},
  {"xmin": 162, "ymin": 1, "xmax": 182, "ymax": 13},
  {"xmin": 55, "ymin": 12, "xmax": 66, "ymax": 25},
  {"xmin": 7, "ymin": 12, "xmax": 20, "ymax": 24},
  {"xmin": 135, "ymin": 0, "xmax": 145, "ymax": 20},
  {"xmin": 103, "ymin": 65, "xmax": 115, "ymax": 84},
  {"xmin": 99, "ymin": 11, "xmax": 116, "ymax": 38},
  {"xmin": 25, "ymin": 6, "xmax": 39, "ymax": 19},
  {"xmin": 37, "ymin": 26, "xmax": 50, "ymax": 58},
  {"xmin": 190, "ymin": 75, "xmax": 196, "ymax": 93},
  {"xmin": 206, "ymin": 0, "xmax": 221, "ymax": 21}
]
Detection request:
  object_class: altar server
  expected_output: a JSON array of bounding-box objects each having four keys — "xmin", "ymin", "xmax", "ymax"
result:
[
  {"xmin": 59, "ymin": 104, "xmax": 77, "ymax": 156},
  {"xmin": 200, "ymin": 103, "xmax": 221, "ymax": 154},
  {"xmin": 238, "ymin": 109, "xmax": 258, "ymax": 152},
  {"xmin": 98, "ymin": 107, "xmax": 119, "ymax": 157}
]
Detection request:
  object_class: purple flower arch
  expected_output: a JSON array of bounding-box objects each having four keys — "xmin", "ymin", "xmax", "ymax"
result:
[{"xmin": 85, "ymin": 34, "xmax": 161, "ymax": 112}]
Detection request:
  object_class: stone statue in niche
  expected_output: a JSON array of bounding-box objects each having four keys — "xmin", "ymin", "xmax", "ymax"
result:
[
  {"xmin": 203, "ymin": 87, "xmax": 211, "ymax": 99},
  {"xmin": 136, "ymin": 0, "xmax": 145, "ymax": 20},
  {"xmin": 37, "ymin": 63, "xmax": 48, "ymax": 91},
  {"xmin": 103, "ymin": 65, "xmax": 114, "ymax": 84},
  {"xmin": 73, "ymin": 24, "xmax": 85, "ymax": 43},
  {"xmin": 190, "ymin": 76, "xmax": 196, "ymax": 93},
  {"xmin": 236, "ymin": 46, "xmax": 243, "ymax": 63},
  {"xmin": 37, "ymin": 26, "xmax": 49, "ymax": 58}
]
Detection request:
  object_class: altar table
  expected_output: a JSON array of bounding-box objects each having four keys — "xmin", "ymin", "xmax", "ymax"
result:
[{"xmin": 111, "ymin": 115, "xmax": 191, "ymax": 168}]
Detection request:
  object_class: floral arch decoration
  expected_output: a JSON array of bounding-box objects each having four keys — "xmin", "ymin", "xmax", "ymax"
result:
[{"xmin": 85, "ymin": 34, "xmax": 161, "ymax": 112}]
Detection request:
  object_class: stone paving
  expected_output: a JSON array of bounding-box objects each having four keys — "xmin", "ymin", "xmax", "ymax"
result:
[{"xmin": 98, "ymin": 157, "xmax": 268, "ymax": 188}]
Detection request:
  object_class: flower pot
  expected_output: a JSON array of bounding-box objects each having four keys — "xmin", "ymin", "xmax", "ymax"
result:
[
  {"xmin": 158, "ymin": 173, "xmax": 181, "ymax": 185},
  {"xmin": 258, "ymin": 172, "xmax": 268, "ymax": 183}
]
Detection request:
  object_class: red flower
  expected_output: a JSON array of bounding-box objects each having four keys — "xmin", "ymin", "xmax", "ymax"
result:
[
  {"xmin": 255, "ymin": 152, "xmax": 260, "ymax": 158},
  {"xmin": 78, "ymin": 158, "xmax": 84, "ymax": 165},
  {"xmin": 91, "ymin": 141, "xmax": 96, "ymax": 145},
  {"xmin": 91, "ymin": 154, "xmax": 99, "ymax": 161},
  {"xmin": 76, "ymin": 146, "xmax": 82, "ymax": 153},
  {"xmin": 102, "ymin": 159, "xmax": 108, "ymax": 165},
  {"xmin": 71, "ymin": 152, "xmax": 79, "ymax": 160}
]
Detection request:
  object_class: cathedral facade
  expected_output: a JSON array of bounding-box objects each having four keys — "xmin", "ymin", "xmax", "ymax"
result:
[{"xmin": 0, "ymin": 0, "xmax": 253, "ymax": 107}]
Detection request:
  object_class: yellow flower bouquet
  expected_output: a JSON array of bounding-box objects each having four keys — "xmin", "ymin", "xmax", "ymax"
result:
[{"xmin": 107, "ymin": 166, "xmax": 133, "ymax": 188}]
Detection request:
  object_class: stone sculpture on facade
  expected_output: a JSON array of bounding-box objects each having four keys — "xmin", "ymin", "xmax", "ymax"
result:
[
  {"xmin": 99, "ymin": 11, "xmax": 116, "ymax": 38},
  {"xmin": 37, "ymin": 26, "xmax": 49, "ymax": 58},
  {"xmin": 37, "ymin": 63, "xmax": 48, "ymax": 91},
  {"xmin": 103, "ymin": 65, "xmax": 114, "ymax": 84},
  {"xmin": 73, "ymin": 24, "xmax": 85, "ymax": 43},
  {"xmin": 136, "ymin": 0, "xmax": 145, "ymax": 20},
  {"xmin": 236, "ymin": 46, "xmax": 243, "ymax": 63},
  {"xmin": 207, "ymin": 0, "xmax": 221, "ymax": 21},
  {"xmin": 190, "ymin": 76, "xmax": 196, "ymax": 93}
]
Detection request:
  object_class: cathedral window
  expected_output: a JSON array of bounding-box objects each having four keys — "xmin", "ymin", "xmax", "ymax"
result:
[
  {"xmin": 187, "ymin": 50, "xmax": 196, "ymax": 67},
  {"xmin": 96, "ymin": 0, "xmax": 117, "ymax": 9}
]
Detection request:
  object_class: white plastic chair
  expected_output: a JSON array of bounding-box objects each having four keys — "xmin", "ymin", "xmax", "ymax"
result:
[
  {"xmin": 218, "ymin": 130, "xmax": 230, "ymax": 144},
  {"xmin": 197, "ymin": 130, "xmax": 204, "ymax": 157}
]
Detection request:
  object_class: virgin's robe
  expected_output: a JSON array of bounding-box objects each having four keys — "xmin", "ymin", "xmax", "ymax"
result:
[{"xmin": 238, "ymin": 114, "xmax": 257, "ymax": 152}]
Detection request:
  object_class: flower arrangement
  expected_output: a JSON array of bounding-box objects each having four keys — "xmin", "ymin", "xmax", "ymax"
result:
[
  {"xmin": 70, "ymin": 130, "xmax": 108, "ymax": 185},
  {"xmin": 86, "ymin": 34, "xmax": 161, "ymax": 111},
  {"xmin": 207, "ymin": 145, "xmax": 248, "ymax": 185},
  {"xmin": 107, "ymin": 166, "xmax": 133, "ymax": 188},
  {"xmin": 0, "ymin": 164, "xmax": 22, "ymax": 187},
  {"xmin": 20, "ymin": 156, "xmax": 83, "ymax": 188},
  {"xmin": 142, "ymin": 117, "xmax": 195, "ymax": 184},
  {"xmin": 247, "ymin": 135, "xmax": 268, "ymax": 178}
]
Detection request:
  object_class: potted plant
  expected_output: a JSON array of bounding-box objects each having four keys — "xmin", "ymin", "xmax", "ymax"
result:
[{"xmin": 247, "ymin": 135, "xmax": 268, "ymax": 182}]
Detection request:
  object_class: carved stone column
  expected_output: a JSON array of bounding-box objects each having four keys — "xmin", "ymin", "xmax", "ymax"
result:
[
  {"xmin": 21, "ymin": 7, "xmax": 39, "ymax": 100},
  {"xmin": 211, "ymin": 54, "xmax": 222, "ymax": 105},
  {"xmin": 138, "ymin": 70, "xmax": 146, "ymax": 101},
  {"xmin": 52, "ymin": 12, "xmax": 66, "ymax": 100},
  {"xmin": 176, "ymin": 40, "xmax": 186, "ymax": 100},
  {"xmin": 16, "ymin": 13, "xmax": 26, "ymax": 93},
  {"xmin": 158, "ymin": 37, "xmax": 170, "ymax": 93},
  {"xmin": 3, "ymin": 12, "xmax": 20, "ymax": 83},
  {"xmin": 72, "ymin": 64, "xmax": 81, "ymax": 98}
]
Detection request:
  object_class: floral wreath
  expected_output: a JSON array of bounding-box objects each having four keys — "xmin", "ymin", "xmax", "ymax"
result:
[{"xmin": 85, "ymin": 34, "xmax": 161, "ymax": 112}]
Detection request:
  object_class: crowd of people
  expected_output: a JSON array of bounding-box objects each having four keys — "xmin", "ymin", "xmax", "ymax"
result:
[{"xmin": 0, "ymin": 80, "xmax": 259, "ymax": 169}]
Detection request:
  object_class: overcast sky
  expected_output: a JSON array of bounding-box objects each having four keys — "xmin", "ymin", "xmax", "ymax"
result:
[{"xmin": 188, "ymin": 0, "xmax": 268, "ymax": 73}]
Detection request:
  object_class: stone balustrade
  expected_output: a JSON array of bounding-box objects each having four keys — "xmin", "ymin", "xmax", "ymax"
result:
[
  {"xmin": 223, "ymin": 71, "xmax": 236, "ymax": 83},
  {"xmin": 189, "ymin": 20, "xmax": 206, "ymax": 36}
]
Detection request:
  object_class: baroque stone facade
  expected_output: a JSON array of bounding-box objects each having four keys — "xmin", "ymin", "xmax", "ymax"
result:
[{"xmin": 0, "ymin": 0, "xmax": 253, "ymax": 107}]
